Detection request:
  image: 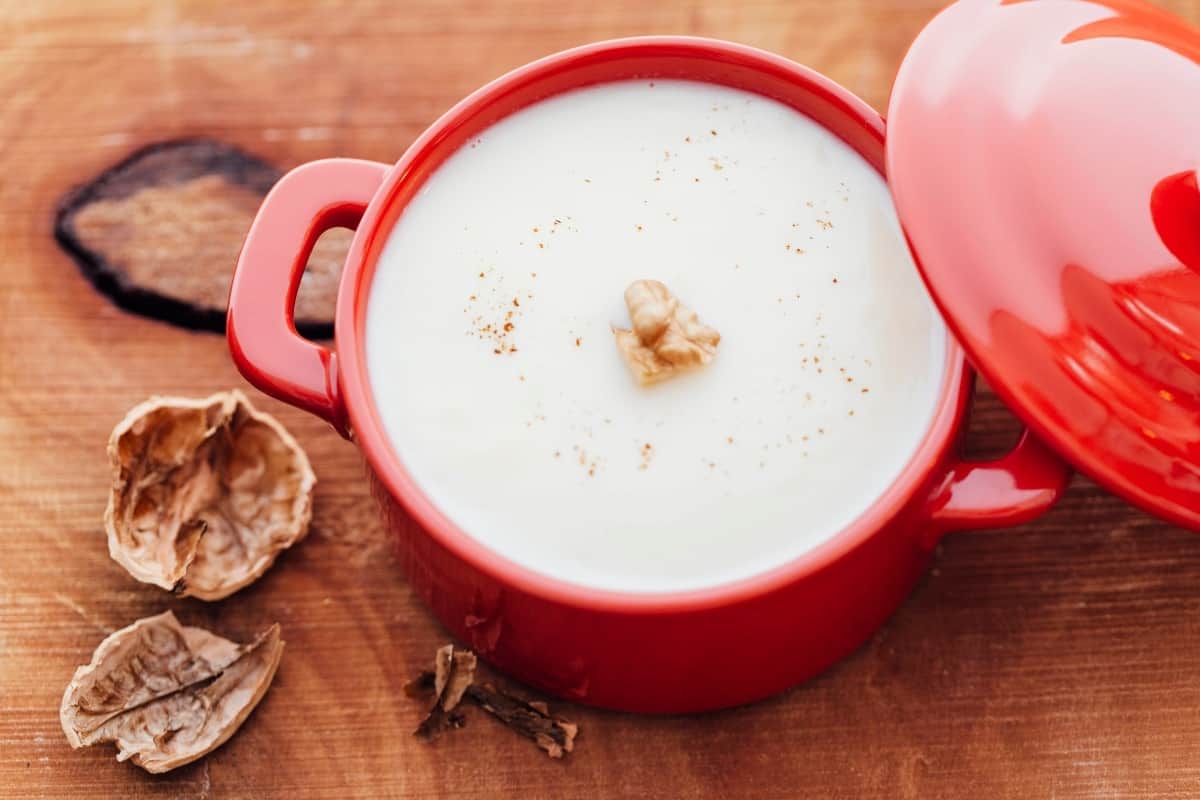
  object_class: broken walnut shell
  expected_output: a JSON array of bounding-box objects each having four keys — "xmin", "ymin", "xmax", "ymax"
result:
[
  {"xmin": 104, "ymin": 389, "xmax": 316, "ymax": 600},
  {"xmin": 406, "ymin": 645, "xmax": 578, "ymax": 758},
  {"xmin": 414, "ymin": 644, "xmax": 479, "ymax": 738},
  {"xmin": 60, "ymin": 611, "xmax": 283, "ymax": 774},
  {"xmin": 468, "ymin": 682, "xmax": 578, "ymax": 759},
  {"xmin": 614, "ymin": 279, "xmax": 720, "ymax": 386}
]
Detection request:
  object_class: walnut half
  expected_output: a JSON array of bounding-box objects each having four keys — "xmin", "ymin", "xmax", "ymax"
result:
[
  {"xmin": 613, "ymin": 279, "xmax": 720, "ymax": 386},
  {"xmin": 60, "ymin": 611, "xmax": 283, "ymax": 774},
  {"xmin": 104, "ymin": 389, "xmax": 316, "ymax": 601}
]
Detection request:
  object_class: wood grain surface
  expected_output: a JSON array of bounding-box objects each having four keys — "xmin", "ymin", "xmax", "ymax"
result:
[{"xmin": 3, "ymin": 1, "xmax": 1200, "ymax": 798}]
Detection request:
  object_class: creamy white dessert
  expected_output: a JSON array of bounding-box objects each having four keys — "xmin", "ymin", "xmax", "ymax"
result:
[{"xmin": 366, "ymin": 79, "xmax": 947, "ymax": 592}]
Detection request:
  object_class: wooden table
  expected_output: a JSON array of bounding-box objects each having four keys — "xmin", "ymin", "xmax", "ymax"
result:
[{"xmin": 4, "ymin": 1, "xmax": 1200, "ymax": 797}]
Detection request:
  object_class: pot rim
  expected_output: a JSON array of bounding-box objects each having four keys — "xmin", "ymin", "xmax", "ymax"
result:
[{"xmin": 334, "ymin": 35, "xmax": 970, "ymax": 614}]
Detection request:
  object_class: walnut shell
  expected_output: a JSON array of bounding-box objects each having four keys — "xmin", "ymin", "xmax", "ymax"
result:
[
  {"xmin": 104, "ymin": 390, "xmax": 316, "ymax": 600},
  {"xmin": 60, "ymin": 611, "xmax": 283, "ymax": 774}
]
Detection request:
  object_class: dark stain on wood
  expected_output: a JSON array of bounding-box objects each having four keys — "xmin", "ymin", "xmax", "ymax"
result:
[{"xmin": 54, "ymin": 139, "xmax": 345, "ymax": 338}]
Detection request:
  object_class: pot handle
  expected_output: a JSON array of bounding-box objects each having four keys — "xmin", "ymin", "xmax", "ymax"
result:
[
  {"xmin": 923, "ymin": 428, "xmax": 1071, "ymax": 547},
  {"xmin": 227, "ymin": 158, "xmax": 389, "ymax": 438}
]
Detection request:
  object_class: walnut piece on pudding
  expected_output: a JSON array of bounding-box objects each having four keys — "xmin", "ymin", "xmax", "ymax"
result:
[
  {"xmin": 104, "ymin": 389, "xmax": 316, "ymax": 601},
  {"xmin": 613, "ymin": 279, "xmax": 720, "ymax": 386},
  {"xmin": 59, "ymin": 611, "xmax": 283, "ymax": 774}
]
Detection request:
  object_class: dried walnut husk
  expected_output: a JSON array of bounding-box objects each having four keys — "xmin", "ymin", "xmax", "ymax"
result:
[
  {"xmin": 432, "ymin": 643, "xmax": 477, "ymax": 713},
  {"xmin": 60, "ymin": 611, "xmax": 283, "ymax": 774},
  {"xmin": 613, "ymin": 279, "xmax": 720, "ymax": 385},
  {"xmin": 104, "ymin": 389, "xmax": 315, "ymax": 600},
  {"xmin": 468, "ymin": 682, "xmax": 578, "ymax": 759},
  {"xmin": 406, "ymin": 645, "xmax": 577, "ymax": 759},
  {"xmin": 414, "ymin": 644, "xmax": 478, "ymax": 738}
]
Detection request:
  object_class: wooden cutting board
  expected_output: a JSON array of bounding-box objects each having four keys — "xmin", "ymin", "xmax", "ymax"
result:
[{"xmin": 4, "ymin": 1, "xmax": 1200, "ymax": 797}]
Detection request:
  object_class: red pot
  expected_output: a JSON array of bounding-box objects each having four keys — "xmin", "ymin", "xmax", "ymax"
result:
[{"xmin": 227, "ymin": 37, "xmax": 1071, "ymax": 712}]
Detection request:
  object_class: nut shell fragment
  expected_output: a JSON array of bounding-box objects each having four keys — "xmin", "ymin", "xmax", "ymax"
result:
[
  {"xmin": 406, "ymin": 645, "xmax": 577, "ymax": 758},
  {"xmin": 415, "ymin": 644, "xmax": 478, "ymax": 738},
  {"xmin": 104, "ymin": 389, "xmax": 316, "ymax": 600},
  {"xmin": 60, "ymin": 611, "xmax": 284, "ymax": 774},
  {"xmin": 614, "ymin": 279, "xmax": 720, "ymax": 386},
  {"xmin": 433, "ymin": 643, "xmax": 477, "ymax": 714}
]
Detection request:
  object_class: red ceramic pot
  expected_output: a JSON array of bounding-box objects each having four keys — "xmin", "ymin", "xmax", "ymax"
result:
[{"xmin": 227, "ymin": 37, "xmax": 1071, "ymax": 713}]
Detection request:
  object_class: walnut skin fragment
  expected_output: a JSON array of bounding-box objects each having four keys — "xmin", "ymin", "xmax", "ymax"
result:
[
  {"xmin": 104, "ymin": 389, "xmax": 316, "ymax": 600},
  {"xmin": 414, "ymin": 644, "xmax": 478, "ymax": 738},
  {"xmin": 406, "ymin": 645, "xmax": 577, "ymax": 758},
  {"xmin": 60, "ymin": 611, "xmax": 283, "ymax": 774},
  {"xmin": 53, "ymin": 138, "xmax": 348, "ymax": 336},
  {"xmin": 434, "ymin": 644, "xmax": 477, "ymax": 713},
  {"xmin": 613, "ymin": 279, "xmax": 720, "ymax": 386},
  {"xmin": 466, "ymin": 683, "xmax": 578, "ymax": 759}
]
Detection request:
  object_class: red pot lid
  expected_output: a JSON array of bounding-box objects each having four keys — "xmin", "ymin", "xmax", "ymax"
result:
[{"xmin": 887, "ymin": 0, "xmax": 1200, "ymax": 528}]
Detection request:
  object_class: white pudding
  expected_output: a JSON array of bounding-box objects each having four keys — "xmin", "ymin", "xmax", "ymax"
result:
[{"xmin": 366, "ymin": 79, "xmax": 947, "ymax": 593}]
